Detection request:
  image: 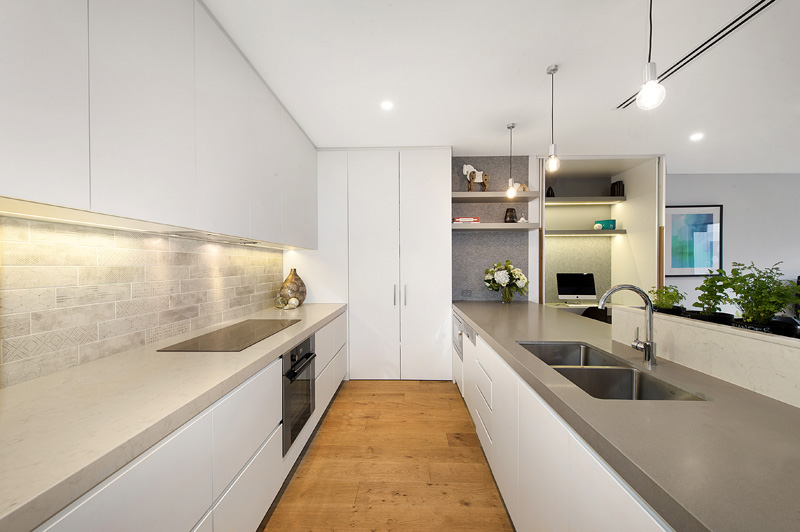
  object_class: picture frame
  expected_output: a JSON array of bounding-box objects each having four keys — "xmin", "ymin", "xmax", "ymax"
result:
[{"xmin": 665, "ymin": 205, "xmax": 723, "ymax": 277}]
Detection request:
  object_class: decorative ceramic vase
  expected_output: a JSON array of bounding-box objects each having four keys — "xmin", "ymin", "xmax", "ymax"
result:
[
  {"xmin": 504, "ymin": 208, "xmax": 517, "ymax": 223},
  {"xmin": 501, "ymin": 286, "xmax": 514, "ymax": 304},
  {"xmin": 279, "ymin": 269, "xmax": 306, "ymax": 307}
]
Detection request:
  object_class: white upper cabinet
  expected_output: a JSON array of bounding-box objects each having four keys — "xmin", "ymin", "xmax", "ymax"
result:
[
  {"xmin": 279, "ymin": 108, "xmax": 318, "ymax": 249},
  {"xmin": 249, "ymin": 76, "xmax": 282, "ymax": 244},
  {"xmin": 194, "ymin": 1, "xmax": 251, "ymax": 237},
  {"xmin": 0, "ymin": 0, "xmax": 89, "ymax": 209},
  {"xmin": 89, "ymin": 0, "xmax": 196, "ymax": 228}
]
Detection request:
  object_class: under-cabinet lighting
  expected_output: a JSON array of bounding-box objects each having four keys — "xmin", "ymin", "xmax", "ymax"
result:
[
  {"xmin": 545, "ymin": 198, "xmax": 625, "ymax": 205},
  {"xmin": 380, "ymin": 101, "xmax": 393, "ymax": 110},
  {"xmin": 690, "ymin": 132, "xmax": 704, "ymax": 141}
]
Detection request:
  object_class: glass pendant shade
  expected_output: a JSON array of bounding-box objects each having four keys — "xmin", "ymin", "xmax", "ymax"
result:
[
  {"xmin": 636, "ymin": 62, "xmax": 666, "ymax": 110},
  {"xmin": 506, "ymin": 178, "xmax": 517, "ymax": 198},
  {"xmin": 546, "ymin": 143, "xmax": 560, "ymax": 173}
]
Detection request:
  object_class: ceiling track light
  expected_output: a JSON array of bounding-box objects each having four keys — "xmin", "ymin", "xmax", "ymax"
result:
[
  {"xmin": 546, "ymin": 64, "xmax": 560, "ymax": 173},
  {"xmin": 506, "ymin": 123, "xmax": 517, "ymax": 199},
  {"xmin": 618, "ymin": 0, "xmax": 777, "ymax": 109}
]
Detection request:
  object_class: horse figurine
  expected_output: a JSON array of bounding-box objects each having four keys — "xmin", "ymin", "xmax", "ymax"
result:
[{"xmin": 463, "ymin": 164, "xmax": 489, "ymax": 192}]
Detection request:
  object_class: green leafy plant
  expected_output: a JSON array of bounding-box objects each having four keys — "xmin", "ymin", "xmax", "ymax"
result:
[
  {"xmin": 693, "ymin": 269, "xmax": 732, "ymax": 315},
  {"xmin": 484, "ymin": 260, "xmax": 529, "ymax": 303},
  {"xmin": 727, "ymin": 261, "xmax": 800, "ymax": 324},
  {"xmin": 648, "ymin": 285, "xmax": 686, "ymax": 309}
]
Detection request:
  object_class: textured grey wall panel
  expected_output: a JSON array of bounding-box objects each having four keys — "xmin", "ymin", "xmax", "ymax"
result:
[
  {"xmin": 452, "ymin": 156, "xmax": 531, "ymax": 301},
  {"xmin": 544, "ymin": 236, "xmax": 611, "ymax": 303}
]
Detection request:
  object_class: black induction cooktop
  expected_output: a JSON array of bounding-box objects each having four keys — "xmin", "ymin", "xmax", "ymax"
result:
[{"xmin": 158, "ymin": 319, "xmax": 300, "ymax": 352}]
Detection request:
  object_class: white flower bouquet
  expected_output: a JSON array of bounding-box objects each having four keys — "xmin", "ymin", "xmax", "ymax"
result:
[{"xmin": 484, "ymin": 260, "xmax": 529, "ymax": 303}]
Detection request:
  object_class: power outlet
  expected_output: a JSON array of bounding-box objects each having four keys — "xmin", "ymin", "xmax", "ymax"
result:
[{"xmin": 461, "ymin": 290, "xmax": 472, "ymax": 298}]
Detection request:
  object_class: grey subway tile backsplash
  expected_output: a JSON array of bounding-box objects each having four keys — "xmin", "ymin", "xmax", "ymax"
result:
[{"xmin": 0, "ymin": 216, "xmax": 283, "ymax": 388}]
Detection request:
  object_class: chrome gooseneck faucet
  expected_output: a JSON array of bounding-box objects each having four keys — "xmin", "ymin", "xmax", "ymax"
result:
[{"xmin": 598, "ymin": 284, "xmax": 657, "ymax": 367}]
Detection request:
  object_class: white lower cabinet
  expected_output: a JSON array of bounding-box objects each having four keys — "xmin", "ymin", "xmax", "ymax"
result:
[
  {"xmin": 459, "ymin": 325, "xmax": 668, "ymax": 532},
  {"xmin": 38, "ymin": 412, "xmax": 213, "ymax": 532},
  {"xmin": 212, "ymin": 358, "xmax": 282, "ymax": 499},
  {"xmin": 516, "ymin": 382, "xmax": 668, "ymax": 532},
  {"xmin": 518, "ymin": 383, "xmax": 570, "ymax": 532},
  {"xmin": 452, "ymin": 346, "xmax": 463, "ymax": 396},
  {"xmin": 315, "ymin": 313, "xmax": 347, "ymax": 378},
  {"xmin": 213, "ymin": 426, "xmax": 283, "ymax": 532}
]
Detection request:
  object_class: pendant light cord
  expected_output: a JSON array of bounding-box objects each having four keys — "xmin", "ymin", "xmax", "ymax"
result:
[
  {"xmin": 508, "ymin": 124, "xmax": 513, "ymax": 180},
  {"xmin": 647, "ymin": 0, "xmax": 653, "ymax": 63},
  {"xmin": 550, "ymin": 72, "xmax": 555, "ymax": 144}
]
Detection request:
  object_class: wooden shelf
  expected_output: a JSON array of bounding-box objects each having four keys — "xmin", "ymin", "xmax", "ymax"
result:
[
  {"xmin": 545, "ymin": 229, "xmax": 627, "ymax": 236},
  {"xmin": 452, "ymin": 222, "xmax": 540, "ymax": 231},
  {"xmin": 545, "ymin": 196, "xmax": 625, "ymax": 205},
  {"xmin": 452, "ymin": 191, "xmax": 540, "ymax": 203}
]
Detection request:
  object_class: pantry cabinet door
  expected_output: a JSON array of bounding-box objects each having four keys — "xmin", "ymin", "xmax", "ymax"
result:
[
  {"xmin": 0, "ymin": 0, "xmax": 89, "ymax": 209},
  {"xmin": 347, "ymin": 149, "xmax": 401, "ymax": 379},
  {"xmin": 89, "ymin": 0, "xmax": 196, "ymax": 228},
  {"xmin": 398, "ymin": 148, "xmax": 452, "ymax": 380}
]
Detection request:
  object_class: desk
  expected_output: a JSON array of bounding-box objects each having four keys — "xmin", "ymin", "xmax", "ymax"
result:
[{"xmin": 545, "ymin": 302, "xmax": 613, "ymax": 320}]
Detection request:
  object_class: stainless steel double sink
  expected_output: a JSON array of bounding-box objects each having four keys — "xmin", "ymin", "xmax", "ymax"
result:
[{"xmin": 518, "ymin": 342, "xmax": 703, "ymax": 401}]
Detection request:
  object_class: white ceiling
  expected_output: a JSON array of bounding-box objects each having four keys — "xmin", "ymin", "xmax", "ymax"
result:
[{"xmin": 203, "ymin": 0, "xmax": 799, "ymax": 174}]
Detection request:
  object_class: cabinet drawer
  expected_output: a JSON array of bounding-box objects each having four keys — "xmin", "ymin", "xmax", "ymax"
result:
[
  {"xmin": 213, "ymin": 426, "xmax": 283, "ymax": 532},
  {"xmin": 212, "ymin": 358, "xmax": 282, "ymax": 499},
  {"xmin": 475, "ymin": 336, "xmax": 494, "ymax": 380},
  {"xmin": 474, "ymin": 382, "xmax": 492, "ymax": 440},
  {"xmin": 315, "ymin": 313, "xmax": 346, "ymax": 377},
  {"xmin": 474, "ymin": 358, "xmax": 492, "ymax": 410}
]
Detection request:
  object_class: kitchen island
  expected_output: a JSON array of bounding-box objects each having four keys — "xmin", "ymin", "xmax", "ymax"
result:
[
  {"xmin": 454, "ymin": 301, "xmax": 800, "ymax": 532},
  {"xmin": 0, "ymin": 303, "xmax": 346, "ymax": 532}
]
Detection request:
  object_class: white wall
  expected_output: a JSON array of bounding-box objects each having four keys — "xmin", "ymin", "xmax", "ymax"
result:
[
  {"xmin": 666, "ymin": 173, "xmax": 800, "ymax": 311},
  {"xmin": 610, "ymin": 159, "xmax": 660, "ymax": 306},
  {"xmin": 283, "ymin": 151, "xmax": 349, "ymax": 303}
]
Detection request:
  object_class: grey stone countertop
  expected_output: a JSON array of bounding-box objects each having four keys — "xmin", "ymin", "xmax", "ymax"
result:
[
  {"xmin": 0, "ymin": 303, "xmax": 346, "ymax": 532},
  {"xmin": 453, "ymin": 301, "xmax": 800, "ymax": 532}
]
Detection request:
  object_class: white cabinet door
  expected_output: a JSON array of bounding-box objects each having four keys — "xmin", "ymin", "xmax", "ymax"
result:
[
  {"xmin": 279, "ymin": 108, "xmax": 318, "ymax": 249},
  {"xmin": 336, "ymin": 340, "xmax": 348, "ymax": 382},
  {"xmin": 347, "ymin": 150, "xmax": 401, "ymax": 379},
  {"xmin": 518, "ymin": 382, "xmax": 570, "ymax": 532},
  {"xmin": 213, "ymin": 426, "xmax": 283, "ymax": 532},
  {"xmin": 249, "ymin": 77, "xmax": 282, "ymax": 244},
  {"xmin": 452, "ymin": 346, "xmax": 463, "ymax": 395},
  {"xmin": 88, "ymin": 0, "xmax": 196, "ymax": 228},
  {"xmin": 0, "ymin": 0, "xmax": 89, "ymax": 209},
  {"xmin": 39, "ymin": 412, "xmax": 213, "ymax": 532},
  {"xmin": 490, "ymin": 352, "xmax": 519, "ymax": 524},
  {"xmin": 462, "ymin": 333, "xmax": 479, "ymax": 420},
  {"xmin": 568, "ymin": 437, "xmax": 667, "ymax": 532},
  {"xmin": 398, "ymin": 148, "xmax": 452, "ymax": 379},
  {"xmin": 194, "ymin": 1, "xmax": 250, "ymax": 237},
  {"xmin": 315, "ymin": 313, "xmax": 346, "ymax": 377},
  {"xmin": 212, "ymin": 358, "xmax": 282, "ymax": 499}
]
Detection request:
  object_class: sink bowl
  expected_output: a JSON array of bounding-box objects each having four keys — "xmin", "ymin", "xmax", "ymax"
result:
[
  {"xmin": 554, "ymin": 367, "xmax": 704, "ymax": 401},
  {"xmin": 518, "ymin": 342, "xmax": 627, "ymax": 367}
]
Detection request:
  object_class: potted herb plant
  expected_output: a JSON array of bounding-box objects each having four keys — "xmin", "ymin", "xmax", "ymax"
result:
[
  {"xmin": 648, "ymin": 285, "xmax": 686, "ymax": 315},
  {"xmin": 686, "ymin": 269, "xmax": 734, "ymax": 325},
  {"xmin": 727, "ymin": 261, "xmax": 800, "ymax": 335}
]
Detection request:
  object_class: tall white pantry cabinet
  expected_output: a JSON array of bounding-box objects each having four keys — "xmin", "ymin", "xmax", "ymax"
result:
[{"xmin": 347, "ymin": 148, "xmax": 452, "ymax": 380}]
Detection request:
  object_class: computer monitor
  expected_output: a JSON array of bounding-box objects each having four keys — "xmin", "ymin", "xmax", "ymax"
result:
[{"xmin": 556, "ymin": 273, "xmax": 596, "ymax": 301}]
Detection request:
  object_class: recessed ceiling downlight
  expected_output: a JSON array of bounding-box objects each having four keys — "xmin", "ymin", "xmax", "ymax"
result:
[
  {"xmin": 381, "ymin": 101, "xmax": 394, "ymax": 110},
  {"xmin": 690, "ymin": 132, "xmax": 704, "ymax": 141}
]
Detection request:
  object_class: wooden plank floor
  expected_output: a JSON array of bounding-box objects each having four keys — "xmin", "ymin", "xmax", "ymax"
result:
[{"xmin": 260, "ymin": 380, "xmax": 514, "ymax": 532}]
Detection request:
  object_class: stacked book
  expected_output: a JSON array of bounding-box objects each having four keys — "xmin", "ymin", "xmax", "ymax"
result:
[{"xmin": 453, "ymin": 217, "xmax": 479, "ymax": 224}]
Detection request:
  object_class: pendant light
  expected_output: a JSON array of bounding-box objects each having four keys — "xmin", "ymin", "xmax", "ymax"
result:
[
  {"xmin": 506, "ymin": 123, "xmax": 517, "ymax": 199},
  {"xmin": 546, "ymin": 64, "xmax": 560, "ymax": 173},
  {"xmin": 635, "ymin": 0, "xmax": 666, "ymax": 110}
]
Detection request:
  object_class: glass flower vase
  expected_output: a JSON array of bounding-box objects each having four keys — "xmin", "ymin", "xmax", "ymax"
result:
[{"xmin": 501, "ymin": 286, "xmax": 514, "ymax": 303}]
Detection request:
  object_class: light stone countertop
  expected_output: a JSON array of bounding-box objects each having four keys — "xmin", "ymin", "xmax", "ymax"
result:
[
  {"xmin": 0, "ymin": 303, "xmax": 346, "ymax": 532},
  {"xmin": 453, "ymin": 301, "xmax": 800, "ymax": 532}
]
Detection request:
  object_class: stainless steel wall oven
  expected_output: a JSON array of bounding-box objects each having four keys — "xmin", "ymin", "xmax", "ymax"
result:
[{"xmin": 282, "ymin": 335, "xmax": 315, "ymax": 455}]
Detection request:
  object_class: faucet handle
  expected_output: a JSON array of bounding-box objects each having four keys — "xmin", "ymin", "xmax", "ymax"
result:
[
  {"xmin": 631, "ymin": 326, "xmax": 645, "ymax": 353},
  {"xmin": 634, "ymin": 326, "xmax": 640, "ymax": 342}
]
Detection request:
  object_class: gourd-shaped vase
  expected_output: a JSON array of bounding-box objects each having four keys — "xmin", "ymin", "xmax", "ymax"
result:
[{"xmin": 279, "ymin": 269, "xmax": 306, "ymax": 307}]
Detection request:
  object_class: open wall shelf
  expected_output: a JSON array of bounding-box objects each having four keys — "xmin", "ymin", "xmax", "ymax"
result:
[
  {"xmin": 453, "ymin": 222, "xmax": 540, "ymax": 231},
  {"xmin": 452, "ymin": 191, "xmax": 540, "ymax": 203},
  {"xmin": 545, "ymin": 229, "xmax": 626, "ymax": 236},
  {"xmin": 545, "ymin": 196, "xmax": 625, "ymax": 205}
]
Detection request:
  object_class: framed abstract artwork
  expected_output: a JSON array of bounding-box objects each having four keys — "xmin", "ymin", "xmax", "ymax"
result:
[{"xmin": 665, "ymin": 205, "xmax": 723, "ymax": 277}]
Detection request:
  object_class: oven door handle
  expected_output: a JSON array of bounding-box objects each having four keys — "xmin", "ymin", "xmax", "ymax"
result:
[{"xmin": 286, "ymin": 353, "xmax": 316, "ymax": 382}]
